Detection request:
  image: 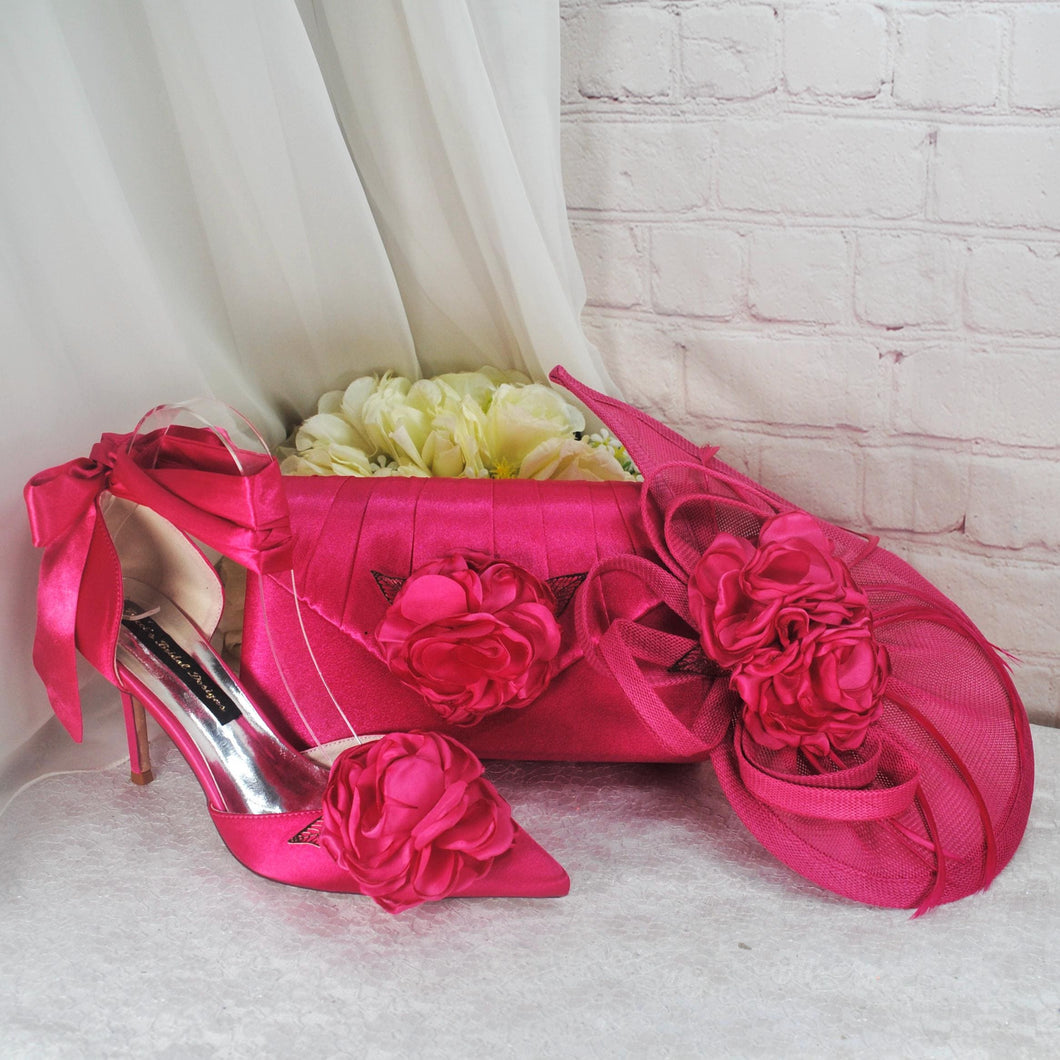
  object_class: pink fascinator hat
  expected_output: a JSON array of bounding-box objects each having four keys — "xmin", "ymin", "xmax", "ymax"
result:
[{"xmin": 553, "ymin": 367, "xmax": 1033, "ymax": 914}]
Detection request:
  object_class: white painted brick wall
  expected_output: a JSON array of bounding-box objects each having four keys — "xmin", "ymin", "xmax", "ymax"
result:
[
  {"xmin": 561, "ymin": 0, "xmax": 1060, "ymax": 727},
  {"xmin": 564, "ymin": 5, "xmax": 674, "ymax": 99},
  {"xmin": 758, "ymin": 439, "xmax": 862, "ymax": 524},
  {"xmin": 684, "ymin": 333, "xmax": 884, "ymax": 430},
  {"xmin": 1012, "ymin": 8, "xmax": 1060, "ymax": 109},
  {"xmin": 863, "ymin": 447, "xmax": 968, "ymax": 534},
  {"xmin": 784, "ymin": 5, "xmax": 888, "ymax": 100},
  {"xmin": 718, "ymin": 119, "xmax": 928, "ymax": 218},
  {"xmin": 967, "ymin": 457, "xmax": 1060, "ymax": 549},
  {"xmin": 894, "ymin": 12, "xmax": 1004, "ymax": 110},
  {"xmin": 681, "ymin": 4, "xmax": 780, "ymax": 100},
  {"xmin": 933, "ymin": 127, "xmax": 1060, "ymax": 228},
  {"xmin": 894, "ymin": 345, "xmax": 1058, "ymax": 446},
  {"xmin": 855, "ymin": 233, "xmax": 959, "ymax": 327},
  {"xmin": 747, "ymin": 227, "xmax": 850, "ymax": 323},
  {"xmin": 965, "ymin": 242, "xmax": 1060, "ymax": 335},
  {"xmin": 571, "ymin": 221, "xmax": 647, "ymax": 308},
  {"xmin": 651, "ymin": 226, "xmax": 744, "ymax": 318},
  {"xmin": 562, "ymin": 122, "xmax": 712, "ymax": 211}
]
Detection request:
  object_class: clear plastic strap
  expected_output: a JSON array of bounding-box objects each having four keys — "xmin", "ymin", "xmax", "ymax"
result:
[
  {"xmin": 128, "ymin": 398, "xmax": 265, "ymax": 473},
  {"xmin": 258, "ymin": 570, "xmax": 362, "ymax": 745},
  {"xmin": 129, "ymin": 399, "xmax": 361, "ymax": 748}
]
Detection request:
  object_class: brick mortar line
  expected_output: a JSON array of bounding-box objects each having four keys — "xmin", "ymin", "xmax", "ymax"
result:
[
  {"xmin": 597, "ymin": 323, "xmax": 1060, "ymax": 347},
  {"xmin": 658, "ymin": 417, "xmax": 1060, "ymax": 459},
  {"xmin": 558, "ymin": 3, "xmax": 1039, "ymax": 24},
  {"xmin": 588, "ymin": 313, "xmax": 1060, "ymax": 342},
  {"xmin": 581, "ymin": 309, "xmax": 1060, "ymax": 347},
  {"xmin": 569, "ymin": 214, "xmax": 1060, "ymax": 239},
  {"xmin": 676, "ymin": 429, "xmax": 1060, "ymax": 462},
  {"xmin": 640, "ymin": 421, "xmax": 1060, "ymax": 466},
  {"xmin": 559, "ymin": 1, "xmax": 1050, "ymax": 7},
  {"xmin": 567, "ymin": 211, "xmax": 1060, "ymax": 239},
  {"xmin": 877, "ymin": 538, "xmax": 1060, "ymax": 566},
  {"xmin": 560, "ymin": 104, "xmax": 1060, "ymax": 125}
]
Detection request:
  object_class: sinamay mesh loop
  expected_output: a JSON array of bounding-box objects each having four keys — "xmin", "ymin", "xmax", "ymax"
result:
[{"xmin": 554, "ymin": 367, "xmax": 1034, "ymax": 914}]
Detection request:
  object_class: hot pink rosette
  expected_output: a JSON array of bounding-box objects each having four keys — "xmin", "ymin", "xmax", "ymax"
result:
[
  {"xmin": 732, "ymin": 622, "xmax": 888, "ymax": 755},
  {"xmin": 318, "ymin": 731, "xmax": 516, "ymax": 913},
  {"xmin": 375, "ymin": 553, "xmax": 562, "ymax": 725},
  {"xmin": 688, "ymin": 512, "xmax": 888, "ymax": 756},
  {"xmin": 688, "ymin": 513, "xmax": 873, "ymax": 666}
]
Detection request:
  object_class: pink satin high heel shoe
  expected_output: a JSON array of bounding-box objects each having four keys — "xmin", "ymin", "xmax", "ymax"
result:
[{"xmin": 24, "ymin": 417, "xmax": 569, "ymax": 913}]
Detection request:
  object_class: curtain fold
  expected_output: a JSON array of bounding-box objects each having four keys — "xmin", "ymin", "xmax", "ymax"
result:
[
  {"xmin": 0, "ymin": 0, "xmax": 603, "ymax": 795},
  {"xmin": 298, "ymin": 0, "xmax": 608, "ymax": 383}
]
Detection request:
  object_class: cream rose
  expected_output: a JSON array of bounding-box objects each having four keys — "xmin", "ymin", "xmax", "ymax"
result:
[
  {"xmin": 482, "ymin": 383, "xmax": 585, "ymax": 477},
  {"xmin": 280, "ymin": 411, "xmax": 376, "ymax": 477},
  {"xmin": 360, "ymin": 376, "xmax": 492, "ymax": 477},
  {"xmin": 519, "ymin": 437, "xmax": 632, "ymax": 481},
  {"xmin": 419, "ymin": 402, "xmax": 489, "ymax": 478},
  {"xmin": 359, "ymin": 374, "xmax": 431, "ymax": 467},
  {"xmin": 434, "ymin": 367, "xmax": 527, "ymax": 408}
]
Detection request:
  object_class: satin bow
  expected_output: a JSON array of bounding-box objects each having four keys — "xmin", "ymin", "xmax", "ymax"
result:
[{"xmin": 25, "ymin": 425, "xmax": 293, "ymax": 740}]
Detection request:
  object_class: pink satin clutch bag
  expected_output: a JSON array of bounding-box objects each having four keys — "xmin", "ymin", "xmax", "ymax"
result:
[
  {"xmin": 241, "ymin": 367, "xmax": 1034, "ymax": 912},
  {"xmin": 240, "ymin": 472, "xmax": 666, "ymax": 760}
]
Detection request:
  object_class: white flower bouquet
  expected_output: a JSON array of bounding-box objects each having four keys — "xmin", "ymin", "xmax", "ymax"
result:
[{"xmin": 280, "ymin": 367, "xmax": 639, "ymax": 481}]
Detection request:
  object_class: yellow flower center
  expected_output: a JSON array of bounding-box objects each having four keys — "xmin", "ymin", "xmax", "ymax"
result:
[{"xmin": 490, "ymin": 458, "xmax": 518, "ymax": 479}]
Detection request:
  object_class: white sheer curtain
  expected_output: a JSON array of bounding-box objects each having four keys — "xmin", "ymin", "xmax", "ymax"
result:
[{"xmin": 0, "ymin": 0, "xmax": 604, "ymax": 799}]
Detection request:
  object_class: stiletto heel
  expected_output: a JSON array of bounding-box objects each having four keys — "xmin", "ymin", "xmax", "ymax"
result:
[
  {"xmin": 25, "ymin": 417, "xmax": 568, "ymax": 912},
  {"xmin": 120, "ymin": 690, "xmax": 154, "ymax": 786}
]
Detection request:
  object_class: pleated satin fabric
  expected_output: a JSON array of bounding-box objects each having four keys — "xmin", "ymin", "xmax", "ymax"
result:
[{"xmin": 241, "ymin": 476, "xmax": 663, "ymax": 763}]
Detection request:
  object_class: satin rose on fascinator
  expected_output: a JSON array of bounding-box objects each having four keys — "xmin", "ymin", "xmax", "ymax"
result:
[
  {"xmin": 375, "ymin": 554, "xmax": 562, "ymax": 725},
  {"xmin": 688, "ymin": 512, "xmax": 889, "ymax": 757},
  {"xmin": 318, "ymin": 732, "xmax": 516, "ymax": 913}
]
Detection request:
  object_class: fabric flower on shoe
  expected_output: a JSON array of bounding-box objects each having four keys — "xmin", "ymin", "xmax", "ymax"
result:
[
  {"xmin": 375, "ymin": 553, "xmax": 562, "ymax": 725},
  {"xmin": 318, "ymin": 731, "xmax": 516, "ymax": 913},
  {"xmin": 688, "ymin": 511, "xmax": 888, "ymax": 756}
]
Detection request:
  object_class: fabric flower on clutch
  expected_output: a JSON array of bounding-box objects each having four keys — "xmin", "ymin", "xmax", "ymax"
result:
[
  {"xmin": 688, "ymin": 512, "xmax": 888, "ymax": 756},
  {"xmin": 375, "ymin": 554, "xmax": 562, "ymax": 725},
  {"xmin": 318, "ymin": 732, "xmax": 515, "ymax": 913}
]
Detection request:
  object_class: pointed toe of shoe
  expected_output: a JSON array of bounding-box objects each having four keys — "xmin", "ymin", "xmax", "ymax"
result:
[{"xmin": 459, "ymin": 823, "xmax": 570, "ymax": 900}]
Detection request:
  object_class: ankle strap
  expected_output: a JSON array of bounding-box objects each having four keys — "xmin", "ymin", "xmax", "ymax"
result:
[{"xmin": 25, "ymin": 426, "xmax": 293, "ymax": 740}]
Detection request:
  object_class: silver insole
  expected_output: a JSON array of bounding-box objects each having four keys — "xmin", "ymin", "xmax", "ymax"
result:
[{"xmin": 116, "ymin": 580, "xmax": 328, "ymax": 815}]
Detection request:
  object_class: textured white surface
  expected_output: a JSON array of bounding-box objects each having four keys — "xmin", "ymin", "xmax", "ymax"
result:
[{"xmin": 2, "ymin": 726, "xmax": 1057, "ymax": 1058}]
